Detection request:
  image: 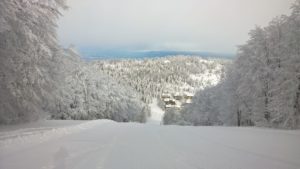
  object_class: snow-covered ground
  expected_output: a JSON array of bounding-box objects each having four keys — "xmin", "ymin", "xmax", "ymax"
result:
[
  {"xmin": 147, "ymin": 99, "xmax": 165, "ymax": 125},
  {"xmin": 1, "ymin": 120, "xmax": 300, "ymax": 169}
]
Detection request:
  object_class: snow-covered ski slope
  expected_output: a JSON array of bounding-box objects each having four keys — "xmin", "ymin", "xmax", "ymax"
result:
[
  {"xmin": 147, "ymin": 99, "xmax": 165, "ymax": 125},
  {"xmin": 1, "ymin": 120, "xmax": 300, "ymax": 169}
]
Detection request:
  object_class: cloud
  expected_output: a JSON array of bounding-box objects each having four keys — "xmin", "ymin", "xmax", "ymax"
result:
[{"xmin": 58, "ymin": 0, "xmax": 294, "ymax": 54}]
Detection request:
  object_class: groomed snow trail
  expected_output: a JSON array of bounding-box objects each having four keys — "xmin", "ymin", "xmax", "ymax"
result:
[
  {"xmin": 1, "ymin": 120, "xmax": 300, "ymax": 169},
  {"xmin": 147, "ymin": 98, "xmax": 165, "ymax": 125}
]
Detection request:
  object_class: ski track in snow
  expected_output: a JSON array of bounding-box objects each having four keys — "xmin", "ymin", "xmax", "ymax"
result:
[
  {"xmin": 147, "ymin": 98, "xmax": 165, "ymax": 125},
  {"xmin": 0, "ymin": 120, "xmax": 300, "ymax": 169}
]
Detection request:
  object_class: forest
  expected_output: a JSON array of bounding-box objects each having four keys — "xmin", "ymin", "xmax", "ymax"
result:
[
  {"xmin": 164, "ymin": 0, "xmax": 300, "ymax": 129},
  {"xmin": 0, "ymin": 0, "xmax": 149, "ymax": 124},
  {"xmin": 0, "ymin": 0, "xmax": 299, "ymax": 130},
  {"xmin": 94, "ymin": 56, "xmax": 227, "ymax": 103}
]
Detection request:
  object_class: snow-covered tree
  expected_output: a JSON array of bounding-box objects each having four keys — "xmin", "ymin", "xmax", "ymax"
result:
[
  {"xmin": 94, "ymin": 56, "xmax": 227, "ymax": 104},
  {"xmin": 0, "ymin": 0, "xmax": 150, "ymax": 124},
  {"xmin": 52, "ymin": 48, "xmax": 150, "ymax": 123},
  {"xmin": 0, "ymin": 0, "xmax": 67, "ymax": 124},
  {"xmin": 163, "ymin": 108, "xmax": 188, "ymax": 125},
  {"xmin": 232, "ymin": 0, "xmax": 300, "ymax": 128},
  {"xmin": 169, "ymin": 0, "xmax": 300, "ymax": 129},
  {"xmin": 179, "ymin": 86, "xmax": 222, "ymax": 126}
]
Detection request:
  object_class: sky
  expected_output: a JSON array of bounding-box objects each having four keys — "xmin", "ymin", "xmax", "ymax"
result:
[{"xmin": 57, "ymin": 0, "xmax": 294, "ymax": 55}]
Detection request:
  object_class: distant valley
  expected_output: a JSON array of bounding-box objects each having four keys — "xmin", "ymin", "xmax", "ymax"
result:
[{"xmin": 79, "ymin": 49, "xmax": 235, "ymax": 60}]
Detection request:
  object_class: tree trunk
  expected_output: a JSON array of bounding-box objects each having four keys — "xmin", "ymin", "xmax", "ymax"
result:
[
  {"xmin": 264, "ymin": 93, "xmax": 270, "ymax": 121},
  {"xmin": 264, "ymin": 37, "xmax": 271, "ymax": 122},
  {"xmin": 237, "ymin": 109, "xmax": 241, "ymax": 127},
  {"xmin": 294, "ymin": 75, "xmax": 300, "ymax": 128}
]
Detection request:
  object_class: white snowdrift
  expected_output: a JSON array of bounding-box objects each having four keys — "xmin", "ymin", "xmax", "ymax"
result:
[{"xmin": 0, "ymin": 120, "xmax": 102, "ymax": 150}]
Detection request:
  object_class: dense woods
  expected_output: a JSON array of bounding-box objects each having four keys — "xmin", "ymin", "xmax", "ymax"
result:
[
  {"xmin": 0, "ymin": 0, "xmax": 149, "ymax": 124},
  {"xmin": 94, "ymin": 57, "xmax": 226, "ymax": 104},
  {"xmin": 165, "ymin": 0, "xmax": 300, "ymax": 129},
  {"xmin": 1, "ymin": 0, "xmax": 299, "ymax": 130},
  {"xmin": 0, "ymin": 0, "xmax": 67, "ymax": 124},
  {"xmin": 53, "ymin": 48, "xmax": 149, "ymax": 122}
]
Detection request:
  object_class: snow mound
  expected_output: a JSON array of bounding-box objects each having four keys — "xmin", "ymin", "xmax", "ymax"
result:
[{"xmin": 0, "ymin": 120, "xmax": 105, "ymax": 150}]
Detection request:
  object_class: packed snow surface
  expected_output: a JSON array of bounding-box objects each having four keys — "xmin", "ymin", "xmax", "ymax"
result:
[
  {"xmin": 1, "ymin": 120, "xmax": 300, "ymax": 169},
  {"xmin": 147, "ymin": 99, "xmax": 165, "ymax": 124}
]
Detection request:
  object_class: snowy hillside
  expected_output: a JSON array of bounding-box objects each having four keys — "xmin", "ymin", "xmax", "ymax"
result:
[
  {"xmin": 1, "ymin": 120, "xmax": 300, "ymax": 169},
  {"xmin": 51, "ymin": 49, "xmax": 150, "ymax": 122},
  {"xmin": 93, "ymin": 56, "xmax": 228, "ymax": 103}
]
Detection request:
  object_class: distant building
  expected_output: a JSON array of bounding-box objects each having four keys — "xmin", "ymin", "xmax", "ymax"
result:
[
  {"xmin": 163, "ymin": 98, "xmax": 170, "ymax": 102},
  {"xmin": 161, "ymin": 92, "xmax": 193, "ymax": 109},
  {"xmin": 161, "ymin": 93, "xmax": 171, "ymax": 99},
  {"xmin": 174, "ymin": 92, "xmax": 183, "ymax": 100},
  {"xmin": 183, "ymin": 92, "xmax": 193, "ymax": 100}
]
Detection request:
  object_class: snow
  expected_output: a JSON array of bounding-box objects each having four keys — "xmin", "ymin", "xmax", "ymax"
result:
[
  {"xmin": 163, "ymin": 60, "xmax": 170, "ymax": 64},
  {"xmin": 0, "ymin": 120, "xmax": 100, "ymax": 150},
  {"xmin": 0, "ymin": 17, "xmax": 11, "ymax": 33},
  {"xmin": 0, "ymin": 120, "xmax": 85, "ymax": 132},
  {"xmin": 1, "ymin": 120, "xmax": 300, "ymax": 169},
  {"xmin": 189, "ymin": 72, "xmax": 220, "ymax": 88},
  {"xmin": 95, "ymin": 56, "xmax": 227, "ymax": 104},
  {"xmin": 147, "ymin": 99, "xmax": 165, "ymax": 125}
]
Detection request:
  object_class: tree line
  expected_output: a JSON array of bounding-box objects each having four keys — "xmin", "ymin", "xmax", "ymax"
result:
[
  {"xmin": 164, "ymin": 0, "xmax": 300, "ymax": 129},
  {"xmin": 0, "ymin": 0, "xmax": 149, "ymax": 124}
]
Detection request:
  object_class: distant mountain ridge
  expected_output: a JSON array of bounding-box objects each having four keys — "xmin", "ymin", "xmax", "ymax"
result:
[{"xmin": 79, "ymin": 49, "xmax": 235, "ymax": 60}]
